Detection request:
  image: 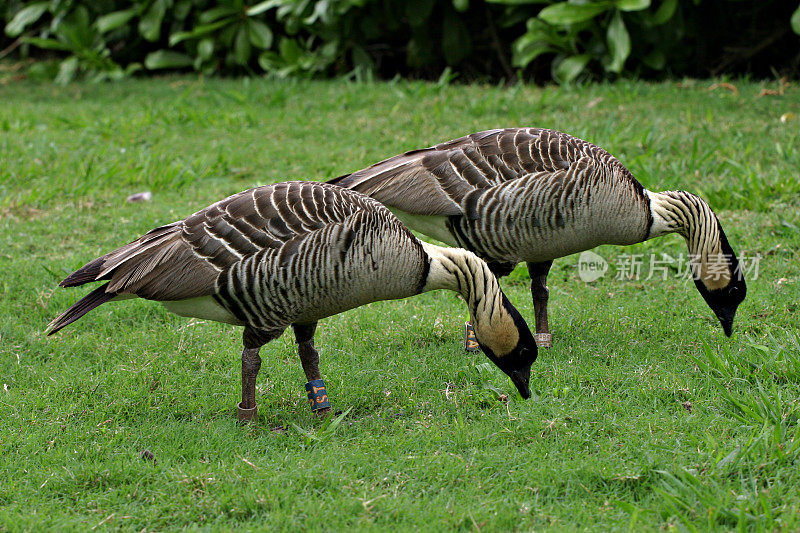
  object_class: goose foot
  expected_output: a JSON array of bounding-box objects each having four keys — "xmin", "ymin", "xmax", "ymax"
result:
[{"xmin": 464, "ymin": 322, "xmax": 480, "ymax": 352}]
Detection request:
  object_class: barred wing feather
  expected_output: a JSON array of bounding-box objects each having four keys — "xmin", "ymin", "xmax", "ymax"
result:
[
  {"xmin": 329, "ymin": 128, "xmax": 644, "ymax": 217},
  {"xmin": 54, "ymin": 182, "xmax": 384, "ymax": 309}
]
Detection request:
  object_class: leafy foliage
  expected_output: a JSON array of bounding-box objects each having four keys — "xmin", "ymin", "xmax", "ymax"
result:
[
  {"xmin": 500, "ymin": 0, "xmax": 800, "ymax": 83},
  {"xmin": 2, "ymin": 0, "xmax": 799, "ymax": 83}
]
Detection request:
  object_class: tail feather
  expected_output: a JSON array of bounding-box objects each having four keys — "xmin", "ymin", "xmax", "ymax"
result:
[
  {"xmin": 46, "ymin": 283, "xmax": 116, "ymax": 335},
  {"xmin": 327, "ymin": 174, "xmax": 348, "ymax": 186},
  {"xmin": 60, "ymin": 256, "xmax": 109, "ymax": 287}
]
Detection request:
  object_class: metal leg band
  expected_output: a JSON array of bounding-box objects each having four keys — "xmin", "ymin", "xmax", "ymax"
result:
[
  {"xmin": 237, "ymin": 402, "xmax": 258, "ymax": 423},
  {"xmin": 535, "ymin": 333, "xmax": 553, "ymax": 348}
]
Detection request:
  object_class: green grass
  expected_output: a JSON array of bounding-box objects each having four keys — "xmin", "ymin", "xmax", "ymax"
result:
[{"xmin": 1, "ymin": 77, "xmax": 799, "ymax": 531}]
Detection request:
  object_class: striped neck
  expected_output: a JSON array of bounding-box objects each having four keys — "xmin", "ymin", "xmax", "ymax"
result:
[
  {"xmin": 648, "ymin": 190, "xmax": 731, "ymax": 290},
  {"xmin": 420, "ymin": 242, "xmax": 520, "ymax": 356}
]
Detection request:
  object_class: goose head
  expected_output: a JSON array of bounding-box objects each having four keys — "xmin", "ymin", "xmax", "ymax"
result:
[
  {"xmin": 473, "ymin": 292, "xmax": 538, "ymax": 398},
  {"xmin": 693, "ymin": 224, "xmax": 747, "ymax": 337}
]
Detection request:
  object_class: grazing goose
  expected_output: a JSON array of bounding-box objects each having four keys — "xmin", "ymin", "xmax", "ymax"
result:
[
  {"xmin": 47, "ymin": 181, "xmax": 537, "ymax": 421},
  {"xmin": 329, "ymin": 128, "xmax": 747, "ymax": 346}
]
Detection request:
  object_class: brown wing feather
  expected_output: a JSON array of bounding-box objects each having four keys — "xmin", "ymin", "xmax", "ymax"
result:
[
  {"xmin": 58, "ymin": 182, "xmax": 385, "ymax": 303},
  {"xmin": 46, "ymin": 283, "xmax": 117, "ymax": 335},
  {"xmin": 329, "ymin": 128, "xmax": 645, "ymax": 216}
]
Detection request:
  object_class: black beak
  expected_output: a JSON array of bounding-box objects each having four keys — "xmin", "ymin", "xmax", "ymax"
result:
[
  {"xmin": 716, "ymin": 306, "xmax": 737, "ymax": 337},
  {"xmin": 510, "ymin": 368, "xmax": 531, "ymax": 399}
]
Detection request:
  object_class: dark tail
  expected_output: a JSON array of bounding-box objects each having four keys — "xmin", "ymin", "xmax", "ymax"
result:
[
  {"xmin": 59, "ymin": 256, "xmax": 108, "ymax": 287},
  {"xmin": 46, "ymin": 283, "xmax": 116, "ymax": 335},
  {"xmin": 326, "ymin": 174, "xmax": 349, "ymax": 186}
]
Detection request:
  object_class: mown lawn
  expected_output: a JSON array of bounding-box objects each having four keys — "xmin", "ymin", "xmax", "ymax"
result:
[{"xmin": 1, "ymin": 77, "xmax": 799, "ymax": 531}]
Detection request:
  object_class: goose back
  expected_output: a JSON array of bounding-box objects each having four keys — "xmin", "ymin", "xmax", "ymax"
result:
[
  {"xmin": 330, "ymin": 128, "xmax": 652, "ymax": 263},
  {"xmin": 51, "ymin": 182, "xmax": 427, "ymax": 334}
]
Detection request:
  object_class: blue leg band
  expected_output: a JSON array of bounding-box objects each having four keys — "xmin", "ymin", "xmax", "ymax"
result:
[
  {"xmin": 464, "ymin": 322, "xmax": 480, "ymax": 352},
  {"xmin": 305, "ymin": 379, "xmax": 331, "ymax": 411}
]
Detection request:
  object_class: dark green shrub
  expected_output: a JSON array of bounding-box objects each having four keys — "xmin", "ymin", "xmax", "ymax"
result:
[
  {"xmin": 3, "ymin": 0, "xmax": 799, "ymax": 83},
  {"xmin": 496, "ymin": 0, "xmax": 800, "ymax": 84}
]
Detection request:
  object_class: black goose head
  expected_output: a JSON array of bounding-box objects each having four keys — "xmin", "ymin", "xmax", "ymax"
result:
[
  {"xmin": 693, "ymin": 222, "xmax": 747, "ymax": 337},
  {"xmin": 476, "ymin": 293, "xmax": 538, "ymax": 399}
]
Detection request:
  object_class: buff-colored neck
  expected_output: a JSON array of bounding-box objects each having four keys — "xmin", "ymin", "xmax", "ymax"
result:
[
  {"xmin": 420, "ymin": 242, "xmax": 519, "ymax": 356},
  {"xmin": 648, "ymin": 191, "xmax": 730, "ymax": 290}
]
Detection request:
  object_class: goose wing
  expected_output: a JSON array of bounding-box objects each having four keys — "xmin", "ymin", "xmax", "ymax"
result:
[
  {"xmin": 61, "ymin": 182, "xmax": 382, "ymax": 302},
  {"xmin": 329, "ymin": 128, "xmax": 633, "ymax": 216}
]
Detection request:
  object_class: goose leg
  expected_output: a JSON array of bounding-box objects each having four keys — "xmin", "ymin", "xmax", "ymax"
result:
[
  {"xmin": 239, "ymin": 347, "xmax": 262, "ymax": 423},
  {"xmin": 238, "ymin": 327, "xmax": 281, "ymax": 424},
  {"xmin": 293, "ymin": 323, "xmax": 331, "ymax": 415},
  {"xmin": 527, "ymin": 260, "xmax": 553, "ymax": 348}
]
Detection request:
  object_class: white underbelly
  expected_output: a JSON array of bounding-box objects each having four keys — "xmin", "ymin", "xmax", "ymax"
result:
[
  {"xmin": 388, "ymin": 210, "xmax": 459, "ymax": 247},
  {"xmin": 162, "ymin": 296, "xmax": 244, "ymax": 325}
]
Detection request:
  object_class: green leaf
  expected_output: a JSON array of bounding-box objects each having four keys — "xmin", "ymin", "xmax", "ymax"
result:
[
  {"xmin": 512, "ymin": 19, "xmax": 560, "ymax": 67},
  {"xmin": 233, "ymin": 26, "xmax": 252, "ymax": 65},
  {"xmin": 524, "ymin": 17, "xmax": 559, "ymax": 41},
  {"xmin": 791, "ymin": 4, "xmax": 800, "ymax": 35},
  {"xmin": 22, "ymin": 36, "xmax": 71, "ymax": 51},
  {"xmin": 442, "ymin": 9, "xmax": 472, "ymax": 65},
  {"xmin": 169, "ymin": 19, "xmax": 233, "ymax": 46},
  {"xmin": 139, "ymin": 0, "xmax": 166, "ymax": 42},
  {"xmin": 124, "ymin": 63, "xmax": 143, "ymax": 76},
  {"xmin": 248, "ymin": 19, "xmax": 273, "ymax": 49},
  {"xmin": 200, "ymin": 6, "xmax": 240, "ymax": 24},
  {"xmin": 247, "ymin": 0, "xmax": 282, "ymax": 17},
  {"xmin": 555, "ymin": 53, "xmax": 590, "ymax": 84},
  {"xmin": 5, "ymin": 2, "xmax": 49, "ymax": 37},
  {"xmin": 513, "ymin": 41, "xmax": 554, "ymax": 68},
  {"xmin": 144, "ymin": 50, "xmax": 194, "ymax": 70},
  {"xmin": 539, "ymin": 2, "xmax": 611, "ymax": 25},
  {"xmin": 66, "ymin": 5, "xmax": 91, "ymax": 36},
  {"xmin": 642, "ymin": 49, "xmax": 665, "ymax": 69},
  {"xmin": 453, "ymin": 0, "xmax": 469, "ymax": 12},
  {"xmin": 258, "ymin": 50, "xmax": 279, "ymax": 71},
  {"xmin": 219, "ymin": 24, "xmax": 238, "ymax": 47},
  {"xmin": 55, "ymin": 56, "xmax": 79, "ymax": 85},
  {"xmin": 197, "ymin": 38, "xmax": 215, "ymax": 60},
  {"xmin": 175, "ymin": 0, "xmax": 193, "ymax": 21},
  {"xmin": 485, "ymin": 0, "xmax": 549, "ymax": 4},
  {"xmin": 615, "ymin": 0, "xmax": 650, "ymax": 11},
  {"xmin": 55, "ymin": 6, "xmax": 93, "ymax": 50},
  {"xmin": 279, "ymin": 38, "xmax": 303, "ymax": 63},
  {"xmin": 606, "ymin": 10, "xmax": 630, "ymax": 73},
  {"xmin": 94, "ymin": 9, "xmax": 137, "ymax": 34},
  {"xmin": 406, "ymin": 0, "xmax": 436, "ymax": 27},
  {"xmin": 351, "ymin": 46, "xmax": 375, "ymax": 73},
  {"xmin": 652, "ymin": 0, "xmax": 677, "ymax": 24}
]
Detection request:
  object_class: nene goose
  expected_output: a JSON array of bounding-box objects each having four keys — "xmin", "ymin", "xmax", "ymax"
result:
[
  {"xmin": 330, "ymin": 128, "xmax": 747, "ymax": 346},
  {"xmin": 48, "ymin": 181, "xmax": 537, "ymax": 421}
]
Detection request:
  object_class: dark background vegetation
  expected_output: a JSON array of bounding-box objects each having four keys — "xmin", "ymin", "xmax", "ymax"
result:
[{"xmin": 2, "ymin": 0, "xmax": 799, "ymax": 84}]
